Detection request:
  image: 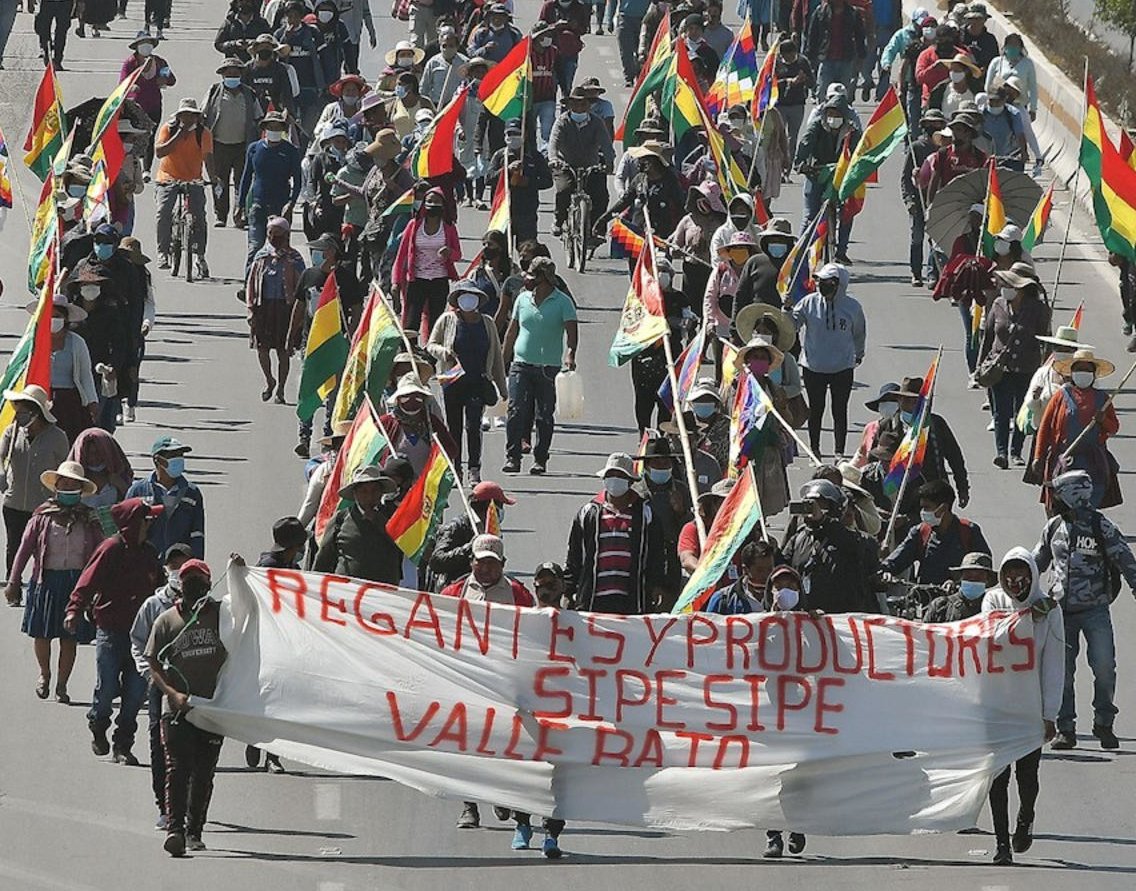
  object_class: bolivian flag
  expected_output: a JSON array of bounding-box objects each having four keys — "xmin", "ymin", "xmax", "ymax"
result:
[
  {"xmin": 0, "ymin": 127, "xmax": 13, "ymax": 222},
  {"xmin": 487, "ymin": 169, "xmax": 509, "ymax": 233},
  {"xmin": 385, "ymin": 443, "xmax": 455, "ymax": 563},
  {"xmin": 1081, "ymin": 74, "xmax": 1136, "ymax": 261},
  {"xmin": 23, "ymin": 65, "xmax": 66, "ymax": 182},
  {"xmin": 380, "ymin": 186, "xmax": 415, "ymax": 219},
  {"xmin": 0, "ymin": 267, "xmax": 56, "ymax": 436},
  {"xmin": 478, "ymin": 37, "xmax": 531, "ymax": 121},
  {"xmin": 835, "ymin": 86, "xmax": 907, "ymax": 202},
  {"xmin": 331, "ymin": 284, "xmax": 401, "ymax": 426},
  {"xmin": 616, "ymin": 9, "xmax": 672, "ymax": 142},
  {"xmin": 88, "ymin": 65, "xmax": 145, "ymax": 186},
  {"xmin": 671, "ymin": 467, "xmax": 763, "ymax": 613},
  {"xmin": 980, "ymin": 160, "xmax": 1006, "ymax": 259},
  {"xmin": 410, "ymin": 85, "xmax": 468, "ymax": 179},
  {"xmin": 608, "ymin": 241, "xmax": 668, "ymax": 366},
  {"xmin": 314, "ymin": 399, "xmax": 391, "ymax": 541},
  {"xmin": 1021, "ymin": 181, "xmax": 1054, "ymax": 252},
  {"xmin": 297, "ymin": 273, "xmax": 349, "ymax": 422}
]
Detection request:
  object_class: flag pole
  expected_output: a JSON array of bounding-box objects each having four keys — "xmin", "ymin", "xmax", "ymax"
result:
[
  {"xmin": 882, "ymin": 345, "xmax": 943, "ymax": 548},
  {"xmin": 749, "ymin": 462, "xmax": 768, "ymax": 542},
  {"xmin": 1053, "ymin": 57, "xmax": 1089, "ymax": 303},
  {"xmin": 431, "ymin": 430, "xmax": 479, "ymax": 528},
  {"xmin": 645, "ymin": 204, "xmax": 708, "ymax": 546},
  {"xmin": 1056, "ymin": 357, "xmax": 1136, "ymax": 463}
]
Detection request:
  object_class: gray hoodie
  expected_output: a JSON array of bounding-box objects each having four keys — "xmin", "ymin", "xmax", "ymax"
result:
[
  {"xmin": 790, "ymin": 263, "xmax": 867, "ymax": 374},
  {"xmin": 981, "ymin": 547, "xmax": 1066, "ymax": 722}
]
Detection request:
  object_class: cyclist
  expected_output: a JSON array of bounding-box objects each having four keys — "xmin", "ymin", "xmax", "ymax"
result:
[
  {"xmin": 547, "ymin": 86, "xmax": 613, "ymax": 239},
  {"xmin": 154, "ymin": 98, "xmax": 215, "ymax": 279}
]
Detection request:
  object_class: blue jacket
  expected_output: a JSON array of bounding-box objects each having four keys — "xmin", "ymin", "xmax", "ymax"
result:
[
  {"xmin": 238, "ymin": 139, "xmax": 303, "ymax": 214},
  {"xmin": 125, "ymin": 473, "xmax": 206, "ymax": 559}
]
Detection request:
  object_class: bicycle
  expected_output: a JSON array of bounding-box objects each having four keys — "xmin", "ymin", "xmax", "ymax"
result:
[
  {"xmin": 560, "ymin": 164, "xmax": 605, "ymax": 274},
  {"xmin": 169, "ymin": 180, "xmax": 209, "ymax": 282}
]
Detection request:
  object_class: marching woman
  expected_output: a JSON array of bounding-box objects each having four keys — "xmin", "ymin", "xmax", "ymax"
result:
[
  {"xmin": 34, "ymin": 297, "xmax": 98, "ymax": 445},
  {"xmin": 4, "ymin": 461, "xmax": 103, "ymax": 703}
]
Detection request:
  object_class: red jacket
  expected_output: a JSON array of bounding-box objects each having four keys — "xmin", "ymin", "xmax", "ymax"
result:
[{"xmin": 441, "ymin": 574, "xmax": 535, "ymax": 606}]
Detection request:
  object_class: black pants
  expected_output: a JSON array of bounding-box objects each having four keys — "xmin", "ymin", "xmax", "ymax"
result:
[
  {"xmin": 989, "ymin": 747, "xmax": 1041, "ymax": 845},
  {"xmin": 144, "ymin": 0, "xmax": 169, "ymax": 27},
  {"xmin": 513, "ymin": 812, "xmax": 566, "ymax": 837},
  {"xmin": 402, "ymin": 277, "xmax": 450, "ymax": 338},
  {"xmin": 443, "ymin": 377, "xmax": 487, "ymax": 473},
  {"xmin": 631, "ymin": 349, "xmax": 669, "ymax": 434},
  {"xmin": 148, "ymin": 683, "xmax": 166, "ymax": 814},
  {"xmin": 212, "ymin": 141, "xmax": 247, "ymax": 224},
  {"xmin": 802, "ymin": 366, "xmax": 854, "ymax": 456},
  {"xmin": 343, "ymin": 40, "xmax": 361, "ymax": 75},
  {"xmin": 553, "ymin": 170, "xmax": 608, "ymax": 227},
  {"xmin": 3, "ymin": 505, "xmax": 32, "ymax": 577},
  {"xmin": 161, "ymin": 714, "xmax": 223, "ymax": 838},
  {"xmin": 35, "ymin": 2, "xmax": 71, "ymax": 64}
]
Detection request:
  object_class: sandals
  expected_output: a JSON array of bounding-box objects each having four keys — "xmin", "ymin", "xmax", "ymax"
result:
[
  {"xmin": 261, "ymin": 380, "xmax": 276, "ymax": 402},
  {"xmin": 55, "ymin": 684, "xmax": 70, "ymax": 705},
  {"xmin": 35, "ymin": 675, "xmax": 50, "ymax": 700}
]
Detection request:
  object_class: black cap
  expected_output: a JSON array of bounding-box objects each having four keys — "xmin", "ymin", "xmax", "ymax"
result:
[
  {"xmin": 534, "ymin": 561, "xmax": 565, "ymax": 580},
  {"xmin": 163, "ymin": 542, "xmax": 194, "ymax": 564},
  {"xmin": 271, "ymin": 516, "xmax": 307, "ymax": 551}
]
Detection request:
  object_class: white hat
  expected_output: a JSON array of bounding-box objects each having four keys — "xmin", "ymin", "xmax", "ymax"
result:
[
  {"xmin": 3, "ymin": 384, "xmax": 56, "ymax": 424},
  {"xmin": 41, "ymin": 460, "xmax": 97, "ymax": 496}
]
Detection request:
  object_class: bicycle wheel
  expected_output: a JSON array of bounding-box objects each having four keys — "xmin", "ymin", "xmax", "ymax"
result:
[
  {"xmin": 170, "ymin": 206, "xmax": 183, "ymax": 277},
  {"xmin": 565, "ymin": 196, "xmax": 578, "ymax": 270},
  {"xmin": 576, "ymin": 197, "xmax": 590, "ymax": 275}
]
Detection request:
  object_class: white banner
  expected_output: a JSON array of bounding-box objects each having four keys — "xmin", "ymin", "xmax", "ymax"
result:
[{"xmin": 189, "ymin": 567, "xmax": 1044, "ymax": 834}]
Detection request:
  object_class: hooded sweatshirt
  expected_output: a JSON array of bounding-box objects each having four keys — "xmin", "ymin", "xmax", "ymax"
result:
[
  {"xmin": 67, "ymin": 498, "xmax": 165, "ymax": 633},
  {"xmin": 981, "ymin": 547, "xmax": 1065, "ymax": 722},
  {"xmin": 790, "ymin": 264, "xmax": 867, "ymax": 374},
  {"xmin": 709, "ymin": 194, "xmax": 761, "ymax": 257}
]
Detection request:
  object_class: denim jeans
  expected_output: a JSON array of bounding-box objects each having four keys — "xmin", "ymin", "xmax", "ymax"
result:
[
  {"xmin": 816, "ymin": 59, "xmax": 855, "ymax": 102},
  {"xmin": 444, "ymin": 378, "xmax": 487, "ymax": 472},
  {"xmin": 88, "ymin": 629, "xmax": 147, "ymax": 750},
  {"xmin": 593, "ymin": 0, "xmax": 616, "ymax": 29},
  {"xmin": 149, "ymin": 682, "xmax": 166, "ymax": 813},
  {"xmin": 780, "ymin": 103, "xmax": 806, "ymax": 161},
  {"xmin": 1058, "ymin": 604, "xmax": 1119, "ymax": 733},
  {"xmin": 298, "ymin": 389, "xmax": 336, "ymax": 445},
  {"xmin": 958, "ymin": 303, "xmax": 980, "ymax": 372},
  {"xmin": 616, "ymin": 15, "xmax": 643, "ymax": 80},
  {"xmin": 555, "ymin": 55, "xmax": 579, "ymax": 96},
  {"xmin": 802, "ymin": 176, "xmax": 824, "ymax": 228},
  {"xmin": 97, "ymin": 395, "xmax": 122, "ymax": 435},
  {"xmin": 534, "ymin": 100, "xmax": 557, "ymax": 152},
  {"xmin": 990, "ymin": 370, "xmax": 1030, "ymax": 458},
  {"xmin": 506, "ymin": 362, "xmax": 558, "ymax": 464}
]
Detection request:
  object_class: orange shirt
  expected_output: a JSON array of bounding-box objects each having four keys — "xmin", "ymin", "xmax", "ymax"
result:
[{"xmin": 155, "ymin": 123, "xmax": 213, "ymax": 184}]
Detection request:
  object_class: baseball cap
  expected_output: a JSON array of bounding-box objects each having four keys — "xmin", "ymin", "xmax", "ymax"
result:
[
  {"xmin": 471, "ymin": 534, "xmax": 505, "ymax": 562},
  {"xmin": 151, "ymin": 435, "xmax": 191, "ymax": 457},
  {"xmin": 471, "ymin": 481, "xmax": 516, "ymax": 505},
  {"xmin": 534, "ymin": 561, "xmax": 564, "ymax": 580}
]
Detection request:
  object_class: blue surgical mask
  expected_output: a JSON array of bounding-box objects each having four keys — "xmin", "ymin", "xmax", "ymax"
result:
[
  {"xmin": 56, "ymin": 491, "xmax": 82, "ymax": 507},
  {"xmin": 67, "ymin": 184, "xmax": 86, "ymax": 198},
  {"xmin": 920, "ymin": 508, "xmax": 941, "ymax": 527},
  {"xmin": 395, "ymin": 85, "xmax": 409, "ymax": 99},
  {"xmin": 646, "ymin": 467, "xmax": 672, "ymax": 485},
  {"xmin": 603, "ymin": 477, "xmax": 630, "ymax": 498},
  {"xmin": 569, "ymin": 111, "xmax": 589, "ymax": 124},
  {"xmin": 223, "ymin": 76, "xmax": 242, "ymax": 89},
  {"xmin": 94, "ymin": 243, "xmax": 114, "ymax": 261},
  {"xmin": 960, "ymin": 580, "xmax": 987, "ymax": 601},
  {"xmin": 310, "ymin": 249, "xmax": 325, "ymax": 267},
  {"xmin": 1004, "ymin": 46, "xmax": 1021, "ymax": 61},
  {"xmin": 692, "ymin": 403, "xmax": 716, "ymax": 419},
  {"xmin": 164, "ymin": 456, "xmax": 186, "ymax": 478},
  {"xmin": 767, "ymin": 242, "xmax": 789, "ymax": 259},
  {"xmin": 900, "ymin": 409, "xmax": 915, "ymax": 426}
]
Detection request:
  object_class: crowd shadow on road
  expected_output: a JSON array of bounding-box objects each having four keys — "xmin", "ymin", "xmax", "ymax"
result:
[{"xmin": 209, "ymin": 819, "xmax": 356, "ymax": 841}]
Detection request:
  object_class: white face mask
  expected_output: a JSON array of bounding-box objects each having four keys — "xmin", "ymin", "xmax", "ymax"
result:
[
  {"xmin": 773, "ymin": 588, "xmax": 800, "ymax": 610},
  {"xmin": 658, "ymin": 272, "xmax": 672, "ymax": 289},
  {"xmin": 949, "ymin": 70, "xmax": 967, "ymax": 83},
  {"xmin": 137, "ymin": 44, "xmax": 154, "ymax": 58},
  {"xmin": 318, "ymin": 9, "xmax": 333, "ymax": 22},
  {"xmin": 920, "ymin": 508, "xmax": 942, "ymax": 527},
  {"xmin": 879, "ymin": 401, "xmax": 899, "ymax": 419},
  {"xmin": 167, "ymin": 568, "xmax": 182, "ymax": 591},
  {"xmin": 824, "ymin": 116, "xmax": 843, "ymax": 130},
  {"xmin": 51, "ymin": 317, "xmax": 66, "ymax": 333},
  {"xmin": 994, "ymin": 240, "xmax": 1011, "ymax": 256},
  {"xmin": 266, "ymin": 129, "xmax": 285, "ymax": 143},
  {"xmin": 603, "ymin": 477, "xmax": 630, "ymax": 498},
  {"xmin": 988, "ymin": 103, "xmax": 1005, "ymax": 116},
  {"xmin": 80, "ymin": 285, "xmax": 101, "ymax": 300},
  {"xmin": 457, "ymin": 294, "xmax": 479, "ymax": 312},
  {"xmin": 1071, "ymin": 370, "xmax": 1095, "ymax": 389}
]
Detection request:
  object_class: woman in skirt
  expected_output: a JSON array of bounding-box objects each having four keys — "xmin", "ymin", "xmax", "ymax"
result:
[
  {"xmin": 245, "ymin": 216, "xmax": 306, "ymax": 402},
  {"xmin": 4, "ymin": 461, "xmax": 103, "ymax": 703},
  {"xmin": 32, "ymin": 296, "xmax": 97, "ymax": 445}
]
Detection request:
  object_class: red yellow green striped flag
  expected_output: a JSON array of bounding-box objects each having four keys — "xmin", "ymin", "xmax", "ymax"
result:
[
  {"xmin": 297, "ymin": 273, "xmax": 349, "ymax": 422},
  {"xmin": 23, "ymin": 65, "xmax": 66, "ymax": 181},
  {"xmin": 314, "ymin": 399, "xmax": 391, "ymax": 541},
  {"xmin": 0, "ymin": 265, "xmax": 57, "ymax": 436},
  {"xmin": 1021, "ymin": 181, "xmax": 1054, "ymax": 252},
  {"xmin": 980, "ymin": 160, "xmax": 1006, "ymax": 259},
  {"xmin": 616, "ymin": 8, "xmax": 672, "ymax": 142},
  {"xmin": 385, "ymin": 442, "xmax": 455, "ymax": 563},
  {"xmin": 89, "ymin": 66, "xmax": 145, "ymax": 186},
  {"xmin": 608, "ymin": 240, "xmax": 668, "ymax": 366},
  {"xmin": 0, "ymin": 127, "xmax": 13, "ymax": 221},
  {"xmin": 835, "ymin": 86, "xmax": 907, "ymax": 202},
  {"xmin": 478, "ymin": 36, "xmax": 531, "ymax": 121},
  {"xmin": 671, "ymin": 467, "xmax": 763, "ymax": 613},
  {"xmin": 331, "ymin": 284, "xmax": 402, "ymax": 426},
  {"xmin": 487, "ymin": 168, "xmax": 509, "ymax": 233},
  {"xmin": 381, "ymin": 186, "xmax": 415, "ymax": 219},
  {"xmin": 83, "ymin": 151, "xmax": 111, "ymax": 226},
  {"xmin": 484, "ymin": 500, "xmax": 500, "ymax": 536},
  {"xmin": 1081, "ymin": 74, "xmax": 1136, "ymax": 260},
  {"xmin": 410, "ymin": 85, "xmax": 468, "ymax": 179},
  {"xmin": 1120, "ymin": 128, "xmax": 1136, "ymax": 170}
]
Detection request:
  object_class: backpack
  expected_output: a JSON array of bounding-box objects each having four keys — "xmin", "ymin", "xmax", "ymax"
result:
[{"xmin": 918, "ymin": 518, "xmax": 973, "ymax": 556}]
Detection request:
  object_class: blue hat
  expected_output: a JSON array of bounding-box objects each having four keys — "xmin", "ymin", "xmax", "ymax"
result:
[{"xmin": 151, "ymin": 435, "xmax": 191, "ymax": 457}]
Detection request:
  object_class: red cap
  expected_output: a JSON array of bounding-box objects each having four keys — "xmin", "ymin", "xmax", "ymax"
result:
[
  {"xmin": 471, "ymin": 481, "xmax": 516, "ymax": 505},
  {"xmin": 179, "ymin": 558, "xmax": 211, "ymax": 584}
]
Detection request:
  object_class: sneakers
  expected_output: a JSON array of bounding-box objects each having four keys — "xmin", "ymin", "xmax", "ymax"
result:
[
  {"xmin": 511, "ymin": 823, "xmax": 533, "ymax": 850},
  {"xmin": 551, "ymin": 222, "xmax": 563, "ymax": 237},
  {"xmin": 157, "ymin": 253, "xmax": 171, "ymax": 270},
  {"xmin": 468, "ymin": 467, "xmax": 481, "ymax": 484},
  {"xmin": 266, "ymin": 754, "xmax": 285, "ymax": 773},
  {"xmin": 1093, "ymin": 724, "xmax": 1120, "ymax": 749},
  {"xmin": 294, "ymin": 440, "xmax": 310, "ymax": 459},
  {"xmin": 1050, "ymin": 730, "xmax": 1077, "ymax": 750},
  {"xmin": 834, "ymin": 252, "xmax": 852, "ymax": 265},
  {"xmin": 1010, "ymin": 454, "xmax": 1026, "ymax": 467},
  {"xmin": 763, "ymin": 833, "xmax": 784, "ymax": 858},
  {"xmin": 215, "ymin": 218, "xmax": 227, "ymax": 228},
  {"xmin": 502, "ymin": 460, "xmax": 520, "ymax": 474},
  {"xmin": 155, "ymin": 813, "xmax": 168, "ymax": 831},
  {"xmin": 456, "ymin": 802, "xmax": 480, "ymax": 829},
  {"xmin": 1125, "ymin": 323, "xmax": 1134, "ymax": 337},
  {"xmin": 164, "ymin": 831, "xmax": 186, "ymax": 857},
  {"xmin": 992, "ymin": 843, "xmax": 1013, "ymax": 865},
  {"xmin": 542, "ymin": 836, "xmax": 562, "ymax": 858},
  {"xmin": 911, "ymin": 274, "xmax": 923, "ymax": 287},
  {"xmin": 124, "ymin": 404, "xmax": 135, "ymax": 423},
  {"xmin": 787, "ymin": 832, "xmax": 806, "ymax": 854},
  {"xmin": 195, "ymin": 256, "xmax": 210, "ymax": 279},
  {"xmin": 1012, "ymin": 818, "xmax": 1033, "ymax": 853},
  {"xmin": 492, "ymin": 806, "xmax": 512, "ymax": 821},
  {"xmin": 860, "ymin": 84, "xmax": 871, "ymax": 102},
  {"xmin": 90, "ymin": 724, "xmax": 110, "ymax": 757},
  {"xmin": 992, "ymin": 454, "xmax": 1008, "ymax": 470},
  {"xmin": 186, "ymin": 835, "xmax": 206, "ymax": 852},
  {"xmin": 529, "ymin": 462, "xmax": 546, "ymax": 475},
  {"xmin": 113, "ymin": 746, "xmax": 140, "ymax": 766}
]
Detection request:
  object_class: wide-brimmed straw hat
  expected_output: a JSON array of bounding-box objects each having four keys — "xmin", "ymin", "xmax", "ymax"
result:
[
  {"xmin": 735, "ymin": 333, "xmax": 784, "ymax": 372},
  {"xmin": 26, "ymin": 295, "xmax": 87, "ymax": 324},
  {"xmin": 318, "ymin": 419, "xmax": 353, "ymax": 447},
  {"xmin": 936, "ymin": 53, "xmax": 981, "ymax": 77},
  {"xmin": 393, "ymin": 372, "xmax": 432, "ymax": 399},
  {"xmin": 339, "ymin": 464, "xmax": 397, "ymax": 500},
  {"xmin": 628, "ymin": 140, "xmax": 672, "ymax": 164},
  {"xmin": 735, "ymin": 303, "xmax": 796, "ymax": 351},
  {"xmin": 596, "ymin": 452, "xmax": 640, "ymax": 481},
  {"xmin": 41, "ymin": 460, "xmax": 97, "ymax": 496},
  {"xmin": 1037, "ymin": 325, "xmax": 1093, "ymax": 351},
  {"xmin": 993, "ymin": 261, "xmax": 1041, "ymax": 289},
  {"xmin": 385, "ymin": 40, "xmax": 425, "ymax": 67},
  {"xmin": 364, "ymin": 128, "xmax": 400, "ymax": 164},
  {"xmin": 1053, "ymin": 349, "xmax": 1115, "ymax": 378},
  {"xmin": 3, "ymin": 384, "xmax": 55, "ymax": 423}
]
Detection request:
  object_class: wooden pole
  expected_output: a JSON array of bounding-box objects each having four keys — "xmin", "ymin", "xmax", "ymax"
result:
[
  {"xmin": 432, "ymin": 430, "xmax": 479, "ymax": 528},
  {"xmin": 1052, "ymin": 58, "xmax": 1089, "ymax": 302}
]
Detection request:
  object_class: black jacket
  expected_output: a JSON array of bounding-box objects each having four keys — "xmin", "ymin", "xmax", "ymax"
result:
[
  {"xmin": 924, "ymin": 589, "xmax": 984, "ymax": 623},
  {"xmin": 804, "ymin": 3, "xmax": 866, "ymax": 64},
  {"xmin": 879, "ymin": 412, "xmax": 969, "ymax": 501},
  {"xmin": 565, "ymin": 494, "xmax": 666, "ymax": 614},
  {"xmin": 313, "ymin": 503, "xmax": 402, "ymax": 584},
  {"xmin": 215, "ymin": 13, "xmax": 274, "ymax": 62},
  {"xmin": 732, "ymin": 252, "xmax": 788, "ymax": 341},
  {"xmin": 427, "ymin": 514, "xmax": 476, "ymax": 591},
  {"xmin": 782, "ymin": 519, "xmax": 877, "ymax": 614}
]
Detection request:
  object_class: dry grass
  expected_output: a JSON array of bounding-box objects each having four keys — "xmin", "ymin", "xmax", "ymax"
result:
[{"xmin": 995, "ymin": 0, "xmax": 1136, "ymax": 124}]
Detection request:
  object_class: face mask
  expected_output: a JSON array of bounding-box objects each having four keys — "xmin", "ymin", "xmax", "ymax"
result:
[
  {"xmin": 569, "ymin": 111, "xmax": 589, "ymax": 124},
  {"xmin": 1000, "ymin": 286, "xmax": 1017, "ymax": 301},
  {"xmin": 395, "ymin": 85, "xmax": 409, "ymax": 99},
  {"xmin": 15, "ymin": 411, "xmax": 34, "ymax": 428},
  {"xmin": 310, "ymin": 249, "xmax": 325, "ymax": 268},
  {"xmin": 1005, "ymin": 46, "xmax": 1021, "ymax": 61},
  {"xmin": 646, "ymin": 467, "xmax": 672, "ymax": 485},
  {"xmin": 539, "ymin": 37, "xmax": 553, "ymax": 48},
  {"xmin": 900, "ymin": 409, "xmax": 915, "ymax": 426},
  {"xmin": 920, "ymin": 508, "xmax": 941, "ymax": 527},
  {"xmin": 988, "ymin": 104, "xmax": 1005, "ymax": 116},
  {"xmin": 819, "ymin": 280, "xmax": 838, "ymax": 298},
  {"xmin": 164, "ymin": 456, "xmax": 186, "ymax": 478},
  {"xmin": 604, "ymin": 477, "xmax": 630, "ymax": 498},
  {"xmin": 949, "ymin": 70, "xmax": 967, "ymax": 84},
  {"xmin": 327, "ymin": 147, "xmax": 344, "ymax": 161},
  {"xmin": 266, "ymin": 129, "xmax": 285, "ymax": 143},
  {"xmin": 51, "ymin": 317, "xmax": 66, "ymax": 333},
  {"xmin": 257, "ymin": 50, "xmax": 273, "ymax": 62},
  {"xmin": 81, "ymin": 283, "xmax": 102, "ymax": 300},
  {"xmin": 425, "ymin": 205, "xmax": 443, "ymax": 216},
  {"xmin": 825, "ymin": 116, "xmax": 843, "ymax": 130},
  {"xmin": 223, "ymin": 76, "xmax": 242, "ymax": 89},
  {"xmin": 56, "ymin": 491, "xmax": 82, "ymax": 507},
  {"xmin": 747, "ymin": 358, "xmax": 771, "ymax": 377},
  {"xmin": 1004, "ymin": 573, "xmax": 1030, "ymax": 600},
  {"xmin": 341, "ymin": 93, "xmax": 360, "ymax": 108},
  {"xmin": 658, "ymin": 272, "xmax": 672, "ymax": 289},
  {"xmin": 959, "ymin": 580, "xmax": 986, "ymax": 601},
  {"xmin": 1071, "ymin": 370, "xmax": 1095, "ymax": 389},
  {"xmin": 767, "ymin": 242, "xmax": 789, "ymax": 259},
  {"xmin": 318, "ymin": 9, "xmax": 333, "ymax": 22},
  {"xmin": 442, "ymin": 46, "xmax": 457, "ymax": 60},
  {"xmin": 506, "ymin": 135, "xmax": 523, "ymax": 151},
  {"xmin": 137, "ymin": 44, "xmax": 153, "ymax": 57},
  {"xmin": 457, "ymin": 294, "xmax": 479, "ymax": 312},
  {"xmin": 922, "ymin": 26, "xmax": 935, "ymax": 38},
  {"xmin": 879, "ymin": 401, "xmax": 899, "ymax": 419},
  {"xmin": 396, "ymin": 54, "xmax": 415, "ymax": 68},
  {"xmin": 67, "ymin": 184, "xmax": 86, "ymax": 198},
  {"xmin": 994, "ymin": 239, "xmax": 1011, "ymax": 255},
  {"xmin": 730, "ymin": 214, "xmax": 750, "ymax": 227},
  {"xmin": 773, "ymin": 588, "xmax": 800, "ymax": 610},
  {"xmin": 692, "ymin": 402, "xmax": 717, "ymax": 420},
  {"xmin": 167, "ymin": 568, "xmax": 183, "ymax": 591},
  {"xmin": 94, "ymin": 243, "xmax": 114, "ymax": 261}
]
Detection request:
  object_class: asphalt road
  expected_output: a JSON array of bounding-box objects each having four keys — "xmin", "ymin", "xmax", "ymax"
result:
[{"xmin": 0, "ymin": 3, "xmax": 1134, "ymax": 890}]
